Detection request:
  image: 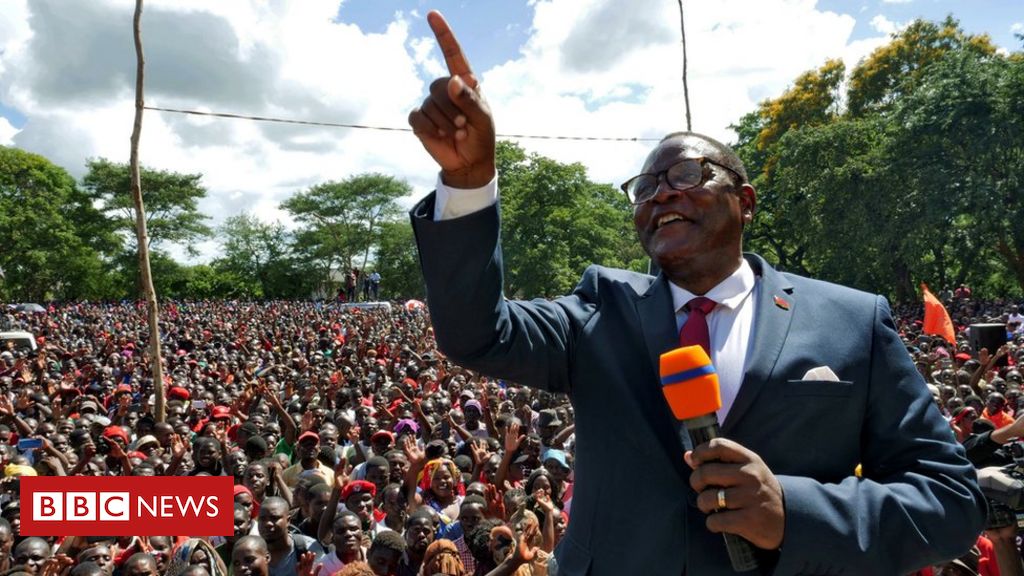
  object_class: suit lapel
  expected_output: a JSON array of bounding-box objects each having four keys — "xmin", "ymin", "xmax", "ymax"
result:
[
  {"xmin": 634, "ymin": 273, "xmax": 691, "ymax": 476},
  {"xmin": 722, "ymin": 254, "xmax": 795, "ymax": 434}
]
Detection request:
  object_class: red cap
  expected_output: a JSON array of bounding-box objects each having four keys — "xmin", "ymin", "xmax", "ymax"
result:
[
  {"xmin": 297, "ymin": 431, "xmax": 319, "ymax": 444},
  {"xmin": 168, "ymin": 386, "xmax": 190, "ymax": 401},
  {"xmin": 102, "ymin": 426, "xmax": 129, "ymax": 445},
  {"xmin": 211, "ymin": 405, "xmax": 232, "ymax": 420},
  {"xmin": 370, "ymin": 430, "xmax": 395, "ymax": 444},
  {"xmin": 115, "ymin": 384, "xmax": 132, "ymax": 394},
  {"xmin": 341, "ymin": 480, "xmax": 377, "ymax": 501},
  {"xmin": 954, "ymin": 353, "xmax": 972, "ymax": 362}
]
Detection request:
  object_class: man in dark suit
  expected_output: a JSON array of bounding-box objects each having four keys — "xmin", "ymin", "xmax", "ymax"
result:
[{"xmin": 407, "ymin": 11, "xmax": 985, "ymax": 575}]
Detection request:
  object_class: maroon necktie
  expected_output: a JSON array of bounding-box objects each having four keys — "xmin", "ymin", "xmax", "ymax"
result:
[{"xmin": 679, "ymin": 296, "xmax": 717, "ymax": 356}]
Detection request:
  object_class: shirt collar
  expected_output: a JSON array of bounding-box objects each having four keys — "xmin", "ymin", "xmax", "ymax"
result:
[{"xmin": 669, "ymin": 259, "xmax": 756, "ymax": 314}]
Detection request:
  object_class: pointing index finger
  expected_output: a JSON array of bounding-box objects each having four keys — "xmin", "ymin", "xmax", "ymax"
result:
[{"xmin": 427, "ymin": 10, "xmax": 478, "ymax": 89}]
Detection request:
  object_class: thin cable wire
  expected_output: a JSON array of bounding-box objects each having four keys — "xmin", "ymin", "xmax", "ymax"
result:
[{"xmin": 143, "ymin": 106, "xmax": 660, "ymax": 142}]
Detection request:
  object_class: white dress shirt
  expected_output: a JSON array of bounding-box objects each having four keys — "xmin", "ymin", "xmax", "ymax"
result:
[
  {"xmin": 433, "ymin": 173, "xmax": 760, "ymax": 421},
  {"xmin": 668, "ymin": 262, "xmax": 758, "ymax": 422}
]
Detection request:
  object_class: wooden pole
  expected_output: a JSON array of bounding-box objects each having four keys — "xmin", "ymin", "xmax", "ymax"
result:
[
  {"xmin": 129, "ymin": 0, "xmax": 166, "ymax": 422},
  {"xmin": 677, "ymin": 0, "xmax": 692, "ymax": 131}
]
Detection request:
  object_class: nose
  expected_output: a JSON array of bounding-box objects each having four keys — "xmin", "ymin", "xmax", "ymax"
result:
[{"xmin": 649, "ymin": 175, "xmax": 682, "ymax": 204}]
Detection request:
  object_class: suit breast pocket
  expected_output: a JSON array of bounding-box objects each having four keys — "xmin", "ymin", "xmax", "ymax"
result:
[{"xmin": 784, "ymin": 379, "xmax": 855, "ymax": 397}]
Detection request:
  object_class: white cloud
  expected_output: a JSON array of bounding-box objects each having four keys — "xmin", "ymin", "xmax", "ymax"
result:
[
  {"xmin": 1011, "ymin": 22, "xmax": 1023, "ymax": 33},
  {"xmin": 870, "ymin": 15, "xmax": 898, "ymax": 35},
  {"xmin": 881, "ymin": 0, "xmax": 913, "ymax": 4},
  {"xmin": 0, "ymin": 0, "xmax": 893, "ymax": 263},
  {"xmin": 0, "ymin": 117, "xmax": 17, "ymax": 145}
]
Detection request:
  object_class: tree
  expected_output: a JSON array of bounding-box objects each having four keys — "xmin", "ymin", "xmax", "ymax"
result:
[
  {"xmin": 215, "ymin": 212, "xmax": 312, "ymax": 298},
  {"xmin": 81, "ymin": 158, "xmax": 212, "ymax": 253},
  {"xmin": 0, "ymin": 146, "xmax": 116, "ymax": 301},
  {"xmin": 888, "ymin": 46, "xmax": 1024, "ymax": 293},
  {"xmin": 374, "ymin": 220, "xmax": 425, "ymax": 300},
  {"xmin": 282, "ymin": 173, "xmax": 410, "ymax": 292},
  {"xmin": 731, "ymin": 16, "xmax": 1024, "ymax": 299},
  {"xmin": 847, "ymin": 16, "xmax": 996, "ymax": 117},
  {"xmin": 733, "ymin": 59, "xmax": 846, "ymax": 274},
  {"xmin": 496, "ymin": 141, "xmax": 644, "ymax": 297}
]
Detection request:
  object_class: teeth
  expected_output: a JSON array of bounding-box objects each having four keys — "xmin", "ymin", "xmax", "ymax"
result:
[{"xmin": 657, "ymin": 213, "xmax": 685, "ymax": 227}]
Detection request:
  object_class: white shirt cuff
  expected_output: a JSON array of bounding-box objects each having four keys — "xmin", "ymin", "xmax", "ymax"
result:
[{"xmin": 433, "ymin": 172, "xmax": 498, "ymax": 221}]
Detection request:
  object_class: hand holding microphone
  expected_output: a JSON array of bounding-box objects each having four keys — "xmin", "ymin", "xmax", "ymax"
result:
[{"xmin": 661, "ymin": 346, "xmax": 785, "ymax": 571}]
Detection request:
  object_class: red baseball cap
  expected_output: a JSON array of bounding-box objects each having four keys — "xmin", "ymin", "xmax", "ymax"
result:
[
  {"xmin": 297, "ymin": 431, "xmax": 320, "ymax": 444},
  {"xmin": 341, "ymin": 480, "xmax": 376, "ymax": 501}
]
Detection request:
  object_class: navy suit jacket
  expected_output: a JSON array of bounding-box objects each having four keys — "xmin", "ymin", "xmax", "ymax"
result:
[{"xmin": 411, "ymin": 196, "xmax": 985, "ymax": 575}]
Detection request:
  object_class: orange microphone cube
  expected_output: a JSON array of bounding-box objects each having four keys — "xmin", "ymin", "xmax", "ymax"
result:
[{"xmin": 660, "ymin": 345, "xmax": 722, "ymax": 421}]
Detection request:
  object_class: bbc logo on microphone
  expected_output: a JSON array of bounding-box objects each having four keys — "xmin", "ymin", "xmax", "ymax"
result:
[{"xmin": 20, "ymin": 476, "xmax": 233, "ymax": 536}]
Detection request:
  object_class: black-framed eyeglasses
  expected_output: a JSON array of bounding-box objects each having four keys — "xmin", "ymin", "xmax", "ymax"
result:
[{"xmin": 620, "ymin": 157, "xmax": 744, "ymax": 205}]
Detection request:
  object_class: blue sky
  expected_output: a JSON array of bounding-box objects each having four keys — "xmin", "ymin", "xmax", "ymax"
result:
[{"xmin": 0, "ymin": 0, "xmax": 1020, "ymax": 261}]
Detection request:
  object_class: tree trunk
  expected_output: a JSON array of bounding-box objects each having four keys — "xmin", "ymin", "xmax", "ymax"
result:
[{"xmin": 129, "ymin": 0, "xmax": 166, "ymax": 422}]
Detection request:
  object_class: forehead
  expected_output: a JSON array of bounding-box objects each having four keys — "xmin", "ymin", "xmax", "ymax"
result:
[
  {"xmin": 232, "ymin": 543, "xmax": 262, "ymax": 558},
  {"xmin": 643, "ymin": 135, "xmax": 723, "ymax": 171},
  {"xmin": 337, "ymin": 515, "xmax": 361, "ymax": 528}
]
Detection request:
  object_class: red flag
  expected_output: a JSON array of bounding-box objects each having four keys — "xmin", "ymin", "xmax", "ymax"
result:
[{"xmin": 921, "ymin": 283, "xmax": 955, "ymax": 345}]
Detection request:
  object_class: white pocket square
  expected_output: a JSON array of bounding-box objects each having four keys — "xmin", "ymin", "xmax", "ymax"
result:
[{"xmin": 803, "ymin": 366, "xmax": 840, "ymax": 381}]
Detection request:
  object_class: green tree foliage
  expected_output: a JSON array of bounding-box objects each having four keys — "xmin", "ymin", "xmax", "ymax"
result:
[
  {"xmin": 81, "ymin": 159, "xmax": 212, "ymax": 252},
  {"xmin": 214, "ymin": 213, "xmax": 313, "ymax": 298},
  {"xmin": 734, "ymin": 16, "xmax": 1024, "ymax": 299},
  {"xmin": 0, "ymin": 146, "xmax": 116, "ymax": 301},
  {"xmin": 496, "ymin": 141, "xmax": 645, "ymax": 297},
  {"xmin": 374, "ymin": 220, "xmax": 424, "ymax": 300},
  {"xmin": 734, "ymin": 59, "xmax": 846, "ymax": 274},
  {"xmin": 282, "ymin": 173, "xmax": 410, "ymax": 291},
  {"xmin": 847, "ymin": 16, "xmax": 996, "ymax": 117}
]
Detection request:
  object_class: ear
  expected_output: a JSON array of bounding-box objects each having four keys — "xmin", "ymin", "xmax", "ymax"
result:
[{"xmin": 739, "ymin": 184, "xmax": 756, "ymax": 223}]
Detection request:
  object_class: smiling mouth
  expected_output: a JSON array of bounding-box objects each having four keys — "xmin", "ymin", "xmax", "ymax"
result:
[{"xmin": 655, "ymin": 213, "xmax": 692, "ymax": 229}]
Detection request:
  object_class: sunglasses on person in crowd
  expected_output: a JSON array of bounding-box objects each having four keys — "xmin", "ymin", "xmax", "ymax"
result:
[{"xmin": 620, "ymin": 157, "xmax": 744, "ymax": 205}]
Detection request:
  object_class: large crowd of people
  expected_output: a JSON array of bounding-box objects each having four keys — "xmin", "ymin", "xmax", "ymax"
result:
[{"xmin": 0, "ymin": 291, "xmax": 1020, "ymax": 576}]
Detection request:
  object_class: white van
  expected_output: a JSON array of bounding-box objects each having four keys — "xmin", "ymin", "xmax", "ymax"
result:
[{"xmin": 0, "ymin": 331, "xmax": 37, "ymax": 353}]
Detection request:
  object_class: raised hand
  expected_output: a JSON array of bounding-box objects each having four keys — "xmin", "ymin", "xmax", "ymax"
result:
[
  {"xmin": 346, "ymin": 425, "xmax": 361, "ymax": 446},
  {"xmin": 300, "ymin": 411, "xmax": 314, "ymax": 432},
  {"xmin": 533, "ymin": 488, "xmax": 554, "ymax": 514},
  {"xmin": 39, "ymin": 554, "xmax": 75, "ymax": 576},
  {"xmin": 484, "ymin": 483, "xmax": 507, "ymax": 521},
  {"xmin": 408, "ymin": 10, "xmax": 495, "ymax": 189},
  {"xmin": 170, "ymin": 434, "xmax": 187, "ymax": 460},
  {"xmin": 334, "ymin": 457, "xmax": 350, "ymax": 491},
  {"xmin": 504, "ymin": 421, "xmax": 524, "ymax": 455},
  {"xmin": 296, "ymin": 551, "xmax": 322, "ymax": 576},
  {"xmin": 401, "ymin": 434, "xmax": 425, "ymax": 467},
  {"xmin": 512, "ymin": 522, "xmax": 540, "ymax": 566},
  {"xmin": 470, "ymin": 439, "xmax": 489, "ymax": 466},
  {"xmin": 108, "ymin": 439, "xmax": 127, "ymax": 460}
]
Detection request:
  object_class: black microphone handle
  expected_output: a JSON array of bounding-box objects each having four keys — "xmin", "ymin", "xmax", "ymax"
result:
[{"xmin": 684, "ymin": 414, "xmax": 760, "ymax": 573}]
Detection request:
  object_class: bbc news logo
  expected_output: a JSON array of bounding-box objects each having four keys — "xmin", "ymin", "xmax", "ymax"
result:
[{"xmin": 20, "ymin": 476, "xmax": 233, "ymax": 536}]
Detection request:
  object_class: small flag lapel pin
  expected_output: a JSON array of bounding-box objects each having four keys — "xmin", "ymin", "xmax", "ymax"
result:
[{"xmin": 773, "ymin": 295, "xmax": 790, "ymax": 310}]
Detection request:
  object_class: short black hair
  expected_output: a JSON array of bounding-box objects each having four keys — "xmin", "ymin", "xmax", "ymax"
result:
[
  {"xmin": 370, "ymin": 530, "xmax": 406, "ymax": 555},
  {"xmin": 234, "ymin": 534, "xmax": 268, "ymax": 554},
  {"xmin": 69, "ymin": 562, "xmax": 105, "ymax": 576},
  {"xmin": 366, "ymin": 456, "xmax": 389, "ymax": 469},
  {"xmin": 467, "ymin": 519, "xmax": 504, "ymax": 564},
  {"xmin": 334, "ymin": 510, "xmax": 361, "ymax": 529}
]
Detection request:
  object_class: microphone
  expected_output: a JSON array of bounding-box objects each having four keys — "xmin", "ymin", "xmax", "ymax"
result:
[{"xmin": 661, "ymin": 345, "xmax": 759, "ymax": 572}]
